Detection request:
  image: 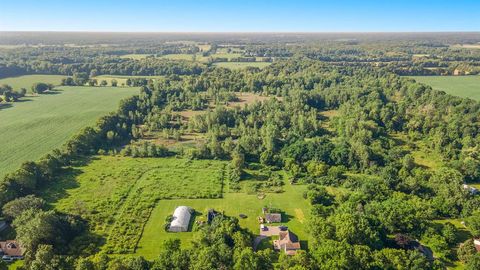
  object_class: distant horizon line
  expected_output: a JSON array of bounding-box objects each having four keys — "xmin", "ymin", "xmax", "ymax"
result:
[{"xmin": 1, "ymin": 30, "xmax": 480, "ymax": 34}]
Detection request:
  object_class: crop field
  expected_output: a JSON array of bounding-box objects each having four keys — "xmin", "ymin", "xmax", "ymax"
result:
[
  {"xmin": 0, "ymin": 74, "xmax": 65, "ymax": 91},
  {"xmin": 136, "ymin": 183, "xmax": 312, "ymax": 259},
  {"xmin": 48, "ymin": 156, "xmax": 226, "ymax": 254},
  {"xmin": 0, "ymin": 86, "xmax": 138, "ymax": 179},
  {"xmin": 409, "ymin": 75, "xmax": 480, "ymax": 100},
  {"xmin": 213, "ymin": 62, "xmax": 272, "ymax": 70}
]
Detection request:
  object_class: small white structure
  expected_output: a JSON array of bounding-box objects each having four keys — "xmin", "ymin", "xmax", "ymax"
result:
[{"xmin": 169, "ymin": 206, "xmax": 192, "ymax": 232}]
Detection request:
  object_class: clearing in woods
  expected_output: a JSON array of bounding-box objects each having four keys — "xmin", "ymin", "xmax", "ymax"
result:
[
  {"xmin": 139, "ymin": 92, "xmax": 280, "ymax": 150},
  {"xmin": 136, "ymin": 183, "xmax": 312, "ymax": 259},
  {"xmin": 43, "ymin": 154, "xmax": 313, "ymax": 258},
  {"xmin": 0, "ymin": 86, "xmax": 138, "ymax": 178},
  {"xmin": 409, "ymin": 75, "xmax": 480, "ymax": 101},
  {"xmin": 46, "ymin": 156, "xmax": 226, "ymax": 254}
]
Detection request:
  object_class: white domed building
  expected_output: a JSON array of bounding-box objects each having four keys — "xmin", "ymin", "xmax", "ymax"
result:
[{"xmin": 169, "ymin": 206, "xmax": 192, "ymax": 232}]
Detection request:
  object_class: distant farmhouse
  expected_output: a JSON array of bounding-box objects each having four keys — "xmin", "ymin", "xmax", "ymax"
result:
[
  {"xmin": 169, "ymin": 206, "xmax": 192, "ymax": 232},
  {"xmin": 274, "ymin": 230, "xmax": 301, "ymax": 255}
]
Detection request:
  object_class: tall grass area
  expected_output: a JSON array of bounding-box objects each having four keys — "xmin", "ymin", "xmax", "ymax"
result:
[
  {"xmin": 0, "ymin": 74, "xmax": 65, "ymax": 90},
  {"xmin": 409, "ymin": 75, "xmax": 480, "ymax": 101},
  {"xmin": 0, "ymin": 86, "xmax": 138, "ymax": 178}
]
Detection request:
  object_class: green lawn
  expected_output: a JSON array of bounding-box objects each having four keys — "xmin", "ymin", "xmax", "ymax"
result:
[
  {"xmin": 136, "ymin": 183, "xmax": 311, "ymax": 259},
  {"xmin": 0, "ymin": 86, "xmax": 138, "ymax": 179},
  {"xmin": 409, "ymin": 75, "xmax": 480, "ymax": 101},
  {"xmin": 0, "ymin": 74, "xmax": 65, "ymax": 91},
  {"xmin": 213, "ymin": 62, "xmax": 272, "ymax": 70}
]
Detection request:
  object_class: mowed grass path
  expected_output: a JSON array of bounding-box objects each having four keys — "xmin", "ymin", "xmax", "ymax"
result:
[
  {"xmin": 136, "ymin": 184, "xmax": 311, "ymax": 259},
  {"xmin": 0, "ymin": 74, "xmax": 65, "ymax": 90},
  {"xmin": 0, "ymin": 86, "xmax": 138, "ymax": 178},
  {"xmin": 409, "ymin": 75, "xmax": 480, "ymax": 101}
]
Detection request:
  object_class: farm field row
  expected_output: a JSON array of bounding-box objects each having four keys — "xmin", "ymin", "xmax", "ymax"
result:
[
  {"xmin": 0, "ymin": 86, "xmax": 138, "ymax": 178},
  {"xmin": 409, "ymin": 75, "xmax": 480, "ymax": 101}
]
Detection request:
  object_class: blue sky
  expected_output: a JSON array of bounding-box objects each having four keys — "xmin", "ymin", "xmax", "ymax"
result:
[{"xmin": 0, "ymin": 0, "xmax": 479, "ymax": 32}]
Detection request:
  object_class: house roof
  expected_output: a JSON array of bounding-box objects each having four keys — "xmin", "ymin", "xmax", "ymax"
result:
[
  {"xmin": 0, "ymin": 240, "xmax": 23, "ymax": 256},
  {"xmin": 265, "ymin": 213, "xmax": 281, "ymax": 222},
  {"xmin": 274, "ymin": 230, "xmax": 301, "ymax": 255}
]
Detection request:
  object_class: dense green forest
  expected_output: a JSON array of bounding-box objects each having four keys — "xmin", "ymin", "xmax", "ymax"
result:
[{"xmin": 1, "ymin": 33, "xmax": 480, "ymax": 270}]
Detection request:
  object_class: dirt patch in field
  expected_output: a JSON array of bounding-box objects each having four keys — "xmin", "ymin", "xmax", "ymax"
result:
[{"xmin": 227, "ymin": 92, "xmax": 281, "ymax": 108}]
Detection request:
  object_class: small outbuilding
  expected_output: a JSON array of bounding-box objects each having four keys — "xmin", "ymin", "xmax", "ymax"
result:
[
  {"xmin": 265, "ymin": 213, "xmax": 282, "ymax": 223},
  {"xmin": 169, "ymin": 206, "xmax": 192, "ymax": 232}
]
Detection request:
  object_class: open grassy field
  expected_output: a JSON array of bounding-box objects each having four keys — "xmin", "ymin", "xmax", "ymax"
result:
[
  {"xmin": 119, "ymin": 54, "xmax": 155, "ymax": 60},
  {"xmin": 409, "ymin": 75, "xmax": 480, "ymax": 101},
  {"xmin": 160, "ymin": 53, "xmax": 199, "ymax": 61},
  {"xmin": 136, "ymin": 183, "xmax": 311, "ymax": 259},
  {"xmin": 213, "ymin": 62, "xmax": 272, "ymax": 70},
  {"xmin": 0, "ymin": 86, "xmax": 138, "ymax": 179},
  {"xmin": 0, "ymin": 74, "xmax": 65, "ymax": 91},
  {"xmin": 93, "ymin": 75, "xmax": 165, "ymax": 86},
  {"xmin": 48, "ymin": 156, "xmax": 226, "ymax": 254}
]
